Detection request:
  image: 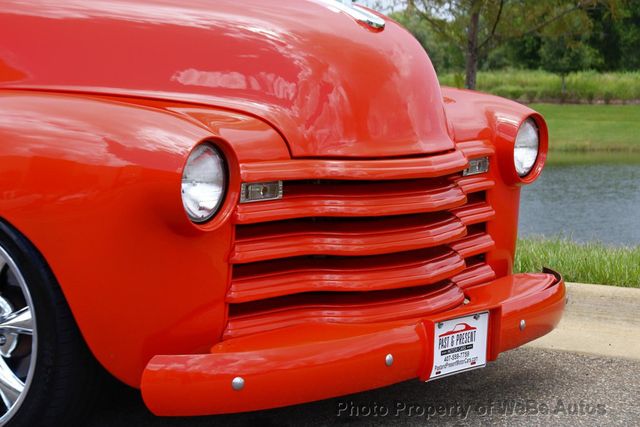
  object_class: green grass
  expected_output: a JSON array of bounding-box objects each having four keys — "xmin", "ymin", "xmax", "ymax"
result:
[
  {"xmin": 530, "ymin": 103, "xmax": 640, "ymax": 154},
  {"xmin": 439, "ymin": 71, "xmax": 640, "ymax": 154},
  {"xmin": 545, "ymin": 151, "xmax": 640, "ymax": 166},
  {"xmin": 515, "ymin": 237, "xmax": 640, "ymax": 287},
  {"xmin": 440, "ymin": 69, "xmax": 640, "ymax": 103}
]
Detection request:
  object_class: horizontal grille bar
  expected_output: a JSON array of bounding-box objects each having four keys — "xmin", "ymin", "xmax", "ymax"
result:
[
  {"xmin": 232, "ymin": 213, "xmax": 467, "ymax": 264},
  {"xmin": 452, "ymin": 261, "xmax": 496, "ymax": 289},
  {"xmin": 224, "ymin": 282, "xmax": 465, "ymax": 339},
  {"xmin": 451, "ymin": 201, "xmax": 495, "ymax": 226},
  {"xmin": 454, "ymin": 139, "xmax": 495, "ymax": 159},
  {"xmin": 449, "ymin": 232, "xmax": 495, "ymax": 258},
  {"xmin": 239, "ymin": 150, "xmax": 468, "ymax": 182},
  {"xmin": 235, "ymin": 178, "xmax": 467, "ymax": 224},
  {"xmin": 451, "ymin": 175, "xmax": 495, "ymax": 195},
  {"xmin": 228, "ymin": 247, "xmax": 466, "ymax": 303}
]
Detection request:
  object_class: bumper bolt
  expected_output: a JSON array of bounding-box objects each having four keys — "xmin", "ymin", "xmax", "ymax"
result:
[
  {"xmin": 437, "ymin": 322, "xmax": 443, "ymax": 329},
  {"xmin": 231, "ymin": 376, "xmax": 245, "ymax": 391},
  {"xmin": 519, "ymin": 319, "xmax": 526, "ymax": 331},
  {"xmin": 385, "ymin": 354, "xmax": 394, "ymax": 367}
]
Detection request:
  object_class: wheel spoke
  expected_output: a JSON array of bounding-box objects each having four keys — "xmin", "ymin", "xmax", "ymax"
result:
[
  {"xmin": 0, "ymin": 307, "xmax": 33, "ymax": 335},
  {"xmin": 0, "ymin": 357, "xmax": 23, "ymax": 409},
  {"xmin": 0, "ymin": 248, "xmax": 36, "ymax": 418}
]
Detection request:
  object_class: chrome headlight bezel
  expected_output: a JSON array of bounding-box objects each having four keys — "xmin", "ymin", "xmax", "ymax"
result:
[{"xmin": 181, "ymin": 143, "xmax": 227, "ymax": 223}]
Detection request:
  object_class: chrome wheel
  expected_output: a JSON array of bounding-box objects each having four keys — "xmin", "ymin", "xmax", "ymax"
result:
[{"xmin": 0, "ymin": 245, "xmax": 37, "ymax": 424}]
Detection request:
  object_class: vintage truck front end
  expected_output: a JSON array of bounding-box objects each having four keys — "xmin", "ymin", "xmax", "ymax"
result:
[
  {"xmin": 0, "ymin": 0, "xmax": 565, "ymax": 419},
  {"xmin": 140, "ymin": 100, "xmax": 566, "ymax": 415}
]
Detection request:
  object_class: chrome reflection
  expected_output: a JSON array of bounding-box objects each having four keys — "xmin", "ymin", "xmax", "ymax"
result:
[
  {"xmin": 315, "ymin": 0, "xmax": 386, "ymax": 30},
  {"xmin": 0, "ymin": 246, "xmax": 37, "ymax": 424}
]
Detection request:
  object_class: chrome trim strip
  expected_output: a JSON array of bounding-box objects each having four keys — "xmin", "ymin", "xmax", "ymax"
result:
[{"xmin": 317, "ymin": 0, "xmax": 386, "ymax": 30}]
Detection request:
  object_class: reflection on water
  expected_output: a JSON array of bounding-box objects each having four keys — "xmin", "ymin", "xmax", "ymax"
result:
[{"xmin": 519, "ymin": 160, "xmax": 640, "ymax": 246}]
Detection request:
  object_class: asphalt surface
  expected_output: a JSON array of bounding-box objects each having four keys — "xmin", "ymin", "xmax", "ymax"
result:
[{"xmin": 86, "ymin": 348, "xmax": 639, "ymax": 426}]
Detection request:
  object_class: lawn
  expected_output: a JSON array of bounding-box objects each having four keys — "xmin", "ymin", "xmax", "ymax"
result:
[
  {"xmin": 530, "ymin": 103, "xmax": 640, "ymax": 153},
  {"xmin": 515, "ymin": 237, "xmax": 640, "ymax": 288},
  {"xmin": 439, "ymin": 69, "xmax": 640, "ymax": 103}
]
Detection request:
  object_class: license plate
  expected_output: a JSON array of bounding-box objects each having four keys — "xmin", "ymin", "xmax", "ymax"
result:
[{"xmin": 430, "ymin": 312, "xmax": 489, "ymax": 380}]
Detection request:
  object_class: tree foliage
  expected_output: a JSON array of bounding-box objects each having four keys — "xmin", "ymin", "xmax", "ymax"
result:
[
  {"xmin": 539, "ymin": 35, "xmax": 602, "ymax": 99},
  {"xmin": 385, "ymin": 0, "xmax": 620, "ymax": 89}
]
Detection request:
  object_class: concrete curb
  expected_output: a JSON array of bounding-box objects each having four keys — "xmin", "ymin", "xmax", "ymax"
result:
[{"xmin": 525, "ymin": 282, "xmax": 640, "ymax": 359}]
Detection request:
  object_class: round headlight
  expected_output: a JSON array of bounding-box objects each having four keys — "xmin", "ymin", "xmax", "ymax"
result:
[
  {"xmin": 514, "ymin": 119, "xmax": 540, "ymax": 177},
  {"xmin": 181, "ymin": 144, "xmax": 226, "ymax": 223}
]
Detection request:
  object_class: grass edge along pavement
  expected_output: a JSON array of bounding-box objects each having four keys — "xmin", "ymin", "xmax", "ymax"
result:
[{"xmin": 515, "ymin": 237, "xmax": 640, "ymax": 288}]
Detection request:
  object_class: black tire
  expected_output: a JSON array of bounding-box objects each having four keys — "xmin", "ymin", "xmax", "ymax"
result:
[{"xmin": 0, "ymin": 220, "xmax": 105, "ymax": 427}]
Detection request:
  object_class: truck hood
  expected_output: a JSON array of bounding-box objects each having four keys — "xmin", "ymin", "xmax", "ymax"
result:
[{"xmin": 0, "ymin": 0, "xmax": 453, "ymax": 158}]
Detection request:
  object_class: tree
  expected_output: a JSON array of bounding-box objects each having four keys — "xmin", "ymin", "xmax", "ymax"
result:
[
  {"xmin": 607, "ymin": 0, "xmax": 640, "ymax": 70},
  {"xmin": 401, "ymin": 0, "xmax": 615, "ymax": 89},
  {"xmin": 490, "ymin": 34, "xmax": 542, "ymax": 70},
  {"xmin": 585, "ymin": 4, "xmax": 621, "ymax": 71},
  {"xmin": 391, "ymin": 10, "xmax": 465, "ymax": 72},
  {"xmin": 539, "ymin": 35, "xmax": 601, "ymax": 99}
]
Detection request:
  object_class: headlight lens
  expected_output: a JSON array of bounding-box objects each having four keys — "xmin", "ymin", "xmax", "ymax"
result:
[
  {"xmin": 181, "ymin": 144, "xmax": 226, "ymax": 223},
  {"xmin": 514, "ymin": 118, "xmax": 540, "ymax": 177}
]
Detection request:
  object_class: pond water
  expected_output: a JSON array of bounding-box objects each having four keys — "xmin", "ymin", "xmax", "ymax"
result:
[{"xmin": 518, "ymin": 160, "xmax": 640, "ymax": 246}]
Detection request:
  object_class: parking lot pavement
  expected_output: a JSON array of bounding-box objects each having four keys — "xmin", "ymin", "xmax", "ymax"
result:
[{"xmin": 87, "ymin": 347, "xmax": 639, "ymax": 426}]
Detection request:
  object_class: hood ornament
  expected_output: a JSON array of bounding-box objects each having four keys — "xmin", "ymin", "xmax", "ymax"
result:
[{"xmin": 322, "ymin": 0, "xmax": 386, "ymax": 31}]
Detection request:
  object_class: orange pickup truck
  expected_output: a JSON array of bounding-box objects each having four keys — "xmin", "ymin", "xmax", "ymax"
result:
[{"xmin": 0, "ymin": 1, "xmax": 564, "ymax": 425}]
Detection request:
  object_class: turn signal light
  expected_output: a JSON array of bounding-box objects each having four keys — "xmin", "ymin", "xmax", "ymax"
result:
[
  {"xmin": 240, "ymin": 181, "xmax": 283, "ymax": 203},
  {"xmin": 463, "ymin": 157, "xmax": 490, "ymax": 177}
]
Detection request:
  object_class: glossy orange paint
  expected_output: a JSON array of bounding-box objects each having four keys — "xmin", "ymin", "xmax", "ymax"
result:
[
  {"xmin": 0, "ymin": 0, "xmax": 452, "ymax": 159},
  {"xmin": 442, "ymin": 89, "xmax": 549, "ymax": 277},
  {"xmin": 228, "ymin": 248, "xmax": 468, "ymax": 304},
  {"xmin": 0, "ymin": 91, "xmax": 293, "ymax": 385},
  {"xmin": 142, "ymin": 272, "xmax": 566, "ymax": 416},
  {"xmin": 0, "ymin": 0, "xmax": 561, "ymax": 417}
]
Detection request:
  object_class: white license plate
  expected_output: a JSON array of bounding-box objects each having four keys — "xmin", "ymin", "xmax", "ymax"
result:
[{"xmin": 430, "ymin": 312, "xmax": 489, "ymax": 379}]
